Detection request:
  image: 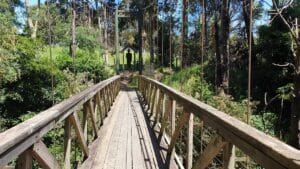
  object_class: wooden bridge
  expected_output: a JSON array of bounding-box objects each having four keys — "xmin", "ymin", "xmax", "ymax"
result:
[{"xmin": 1, "ymin": 75, "xmax": 300, "ymax": 169}]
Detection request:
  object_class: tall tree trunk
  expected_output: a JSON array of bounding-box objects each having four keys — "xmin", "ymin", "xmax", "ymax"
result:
[
  {"xmin": 25, "ymin": 0, "xmax": 39, "ymax": 38},
  {"xmin": 181, "ymin": 0, "xmax": 189, "ymax": 67},
  {"xmin": 242, "ymin": 0, "xmax": 254, "ymax": 48},
  {"xmin": 138, "ymin": 10, "xmax": 144, "ymax": 75},
  {"xmin": 150, "ymin": 5, "xmax": 154, "ymax": 64},
  {"xmin": 219, "ymin": 0, "xmax": 230, "ymax": 96},
  {"xmin": 71, "ymin": 1, "xmax": 77, "ymax": 73},
  {"xmin": 201, "ymin": 0, "xmax": 206, "ymax": 98},
  {"xmin": 214, "ymin": 16, "xmax": 221, "ymax": 92},
  {"xmin": 170, "ymin": 15, "xmax": 173, "ymax": 69},
  {"xmin": 104, "ymin": 6, "xmax": 108, "ymax": 65},
  {"xmin": 290, "ymin": 45, "xmax": 300, "ymax": 149}
]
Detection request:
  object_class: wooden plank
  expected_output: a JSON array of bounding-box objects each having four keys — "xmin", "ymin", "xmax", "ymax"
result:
[
  {"xmin": 64, "ymin": 117, "xmax": 72, "ymax": 169},
  {"xmin": 16, "ymin": 149, "xmax": 32, "ymax": 169},
  {"xmin": 192, "ymin": 135, "xmax": 227, "ymax": 169},
  {"xmin": 167, "ymin": 111, "xmax": 190, "ymax": 155},
  {"xmin": 186, "ymin": 113, "xmax": 193, "ymax": 169},
  {"xmin": 140, "ymin": 76, "xmax": 300, "ymax": 169},
  {"xmin": 80, "ymin": 91, "xmax": 125, "ymax": 169},
  {"xmin": 31, "ymin": 140, "xmax": 61, "ymax": 169},
  {"xmin": 87, "ymin": 100, "xmax": 99, "ymax": 138},
  {"xmin": 223, "ymin": 143, "xmax": 235, "ymax": 169},
  {"xmin": 69, "ymin": 112, "xmax": 89, "ymax": 157}
]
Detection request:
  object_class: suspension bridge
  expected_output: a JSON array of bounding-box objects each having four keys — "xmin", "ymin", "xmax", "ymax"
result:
[{"xmin": 0, "ymin": 74, "xmax": 300, "ymax": 169}]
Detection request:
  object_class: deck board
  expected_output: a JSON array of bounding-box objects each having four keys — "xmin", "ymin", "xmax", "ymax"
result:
[{"xmin": 80, "ymin": 86, "xmax": 178, "ymax": 169}]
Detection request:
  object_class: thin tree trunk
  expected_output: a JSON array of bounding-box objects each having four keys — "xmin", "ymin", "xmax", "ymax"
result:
[
  {"xmin": 201, "ymin": 0, "xmax": 206, "ymax": 99},
  {"xmin": 214, "ymin": 16, "xmax": 221, "ymax": 93},
  {"xmin": 182, "ymin": 0, "xmax": 189, "ymax": 67},
  {"xmin": 71, "ymin": 1, "xmax": 77, "ymax": 73},
  {"xmin": 150, "ymin": 5, "xmax": 154, "ymax": 64},
  {"xmin": 170, "ymin": 15, "xmax": 172, "ymax": 69},
  {"xmin": 138, "ymin": 11, "xmax": 144, "ymax": 75},
  {"xmin": 242, "ymin": 0, "xmax": 255, "ymax": 49},
  {"xmin": 98, "ymin": 16, "xmax": 102, "ymax": 50},
  {"xmin": 104, "ymin": 6, "xmax": 108, "ymax": 65},
  {"xmin": 219, "ymin": 0, "xmax": 230, "ymax": 96}
]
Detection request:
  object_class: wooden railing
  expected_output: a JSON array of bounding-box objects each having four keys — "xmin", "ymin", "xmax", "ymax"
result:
[
  {"xmin": 0, "ymin": 76, "xmax": 121, "ymax": 169},
  {"xmin": 138, "ymin": 75, "xmax": 300, "ymax": 169}
]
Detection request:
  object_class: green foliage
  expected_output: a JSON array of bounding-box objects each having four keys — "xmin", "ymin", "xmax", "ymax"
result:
[
  {"xmin": 76, "ymin": 26, "xmax": 101, "ymax": 51},
  {"xmin": 162, "ymin": 65, "xmax": 248, "ymax": 121},
  {"xmin": 251, "ymin": 112, "xmax": 278, "ymax": 136},
  {"xmin": 276, "ymin": 83, "xmax": 294, "ymax": 100}
]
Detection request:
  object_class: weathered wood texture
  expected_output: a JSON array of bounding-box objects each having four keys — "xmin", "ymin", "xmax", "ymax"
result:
[
  {"xmin": 31, "ymin": 141, "xmax": 61, "ymax": 169},
  {"xmin": 80, "ymin": 88, "xmax": 177, "ymax": 169},
  {"xmin": 0, "ymin": 76, "xmax": 121, "ymax": 168},
  {"xmin": 139, "ymin": 75, "xmax": 300, "ymax": 169}
]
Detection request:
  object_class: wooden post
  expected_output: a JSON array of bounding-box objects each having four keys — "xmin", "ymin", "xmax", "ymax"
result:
[
  {"xmin": 159, "ymin": 94, "xmax": 167, "ymax": 138},
  {"xmin": 171, "ymin": 99, "xmax": 176, "ymax": 138},
  {"xmin": 155, "ymin": 91, "xmax": 164, "ymax": 125},
  {"xmin": 167, "ymin": 111, "xmax": 190, "ymax": 155},
  {"xmin": 64, "ymin": 117, "xmax": 72, "ymax": 169},
  {"xmin": 96, "ymin": 92, "xmax": 103, "ymax": 126},
  {"xmin": 104, "ymin": 87, "xmax": 109, "ymax": 113},
  {"xmin": 150, "ymin": 87, "xmax": 158, "ymax": 116},
  {"xmin": 31, "ymin": 141, "xmax": 61, "ymax": 169},
  {"xmin": 186, "ymin": 113, "xmax": 194, "ymax": 169},
  {"xmin": 88, "ymin": 99, "xmax": 99, "ymax": 138},
  {"xmin": 70, "ymin": 112, "xmax": 89, "ymax": 157},
  {"xmin": 83, "ymin": 103, "xmax": 89, "ymax": 142},
  {"xmin": 146, "ymin": 83, "xmax": 152, "ymax": 105},
  {"xmin": 16, "ymin": 149, "xmax": 33, "ymax": 169},
  {"xmin": 223, "ymin": 143, "xmax": 235, "ymax": 169},
  {"xmin": 102, "ymin": 90, "xmax": 108, "ymax": 116}
]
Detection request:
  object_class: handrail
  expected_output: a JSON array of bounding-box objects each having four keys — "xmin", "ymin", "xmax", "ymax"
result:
[
  {"xmin": 138, "ymin": 75, "xmax": 300, "ymax": 169},
  {"xmin": 0, "ymin": 75, "xmax": 121, "ymax": 168}
]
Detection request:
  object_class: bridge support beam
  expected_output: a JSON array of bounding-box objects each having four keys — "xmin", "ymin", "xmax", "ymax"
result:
[{"xmin": 192, "ymin": 135, "xmax": 227, "ymax": 169}]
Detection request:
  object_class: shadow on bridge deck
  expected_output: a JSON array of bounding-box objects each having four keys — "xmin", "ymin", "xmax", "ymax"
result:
[{"xmin": 80, "ymin": 83, "xmax": 178, "ymax": 169}]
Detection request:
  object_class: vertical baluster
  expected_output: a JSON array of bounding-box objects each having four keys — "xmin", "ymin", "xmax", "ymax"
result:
[
  {"xmin": 186, "ymin": 113, "xmax": 193, "ymax": 169},
  {"xmin": 158, "ymin": 93, "xmax": 167, "ymax": 140},
  {"xmin": 169, "ymin": 99, "xmax": 176, "ymax": 153},
  {"xmin": 109, "ymin": 83, "xmax": 113, "ymax": 106},
  {"xmin": 150, "ymin": 87, "xmax": 157, "ymax": 116},
  {"xmin": 16, "ymin": 149, "xmax": 33, "ymax": 169},
  {"xmin": 83, "ymin": 103, "xmax": 89, "ymax": 143},
  {"xmin": 223, "ymin": 143, "xmax": 235, "ymax": 169},
  {"xmin": 104, "ymin": 87, "xmax": 110, "ymax": 112},
  {"xmin": 96, "ymin": 92, "xmax": 103, "ymax": 126},
  {"xmin": 64, "ymin": 117, "xmax": 72, "ymax": 169},
  {"xmin": 155, "ymin": 90, "xmax": 163, "ymax": 125}
]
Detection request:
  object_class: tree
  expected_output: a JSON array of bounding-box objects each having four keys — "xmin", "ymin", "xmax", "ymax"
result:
[
  {"xmin": 270, "ymin": 0, "xmax": 300, "ymax": 148},
  {"xmin": 182, "ymin": 0, "xmax": 189, "ymax": 67},
  {"xmin": 219, "ymin": 0, "xmax": 231, "ymax": 95},
  {"xmin": 24, "ymin": 0, "xmax": 40, "ymax": 38}
]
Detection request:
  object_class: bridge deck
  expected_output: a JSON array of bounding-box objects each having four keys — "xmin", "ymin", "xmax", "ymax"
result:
[{"xmin": 80, "ymin": 85, "xmax": 177, "ymax": 169}]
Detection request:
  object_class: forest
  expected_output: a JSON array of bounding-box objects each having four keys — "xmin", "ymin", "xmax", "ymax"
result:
[{"xmin": 0, "ymin": 0, "xmax": 300, "ymax": 168}]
